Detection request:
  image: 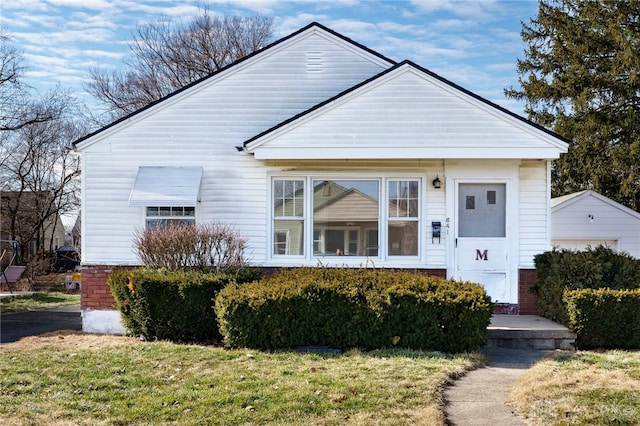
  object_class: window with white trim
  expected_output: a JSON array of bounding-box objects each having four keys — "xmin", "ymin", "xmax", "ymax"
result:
[
  {"xmin": 388, "ymin": 180, "xmax": 419, "ymax": 256},
  {"xmin": 145, "ymin": 206, "xmax": 195, "ymax": 229},
  {"xmin": 271, "ymin": 177, "xmax": 422, "ymax": 258},
  {"xmin": 273, "ymin": 180, "xmax": 304, "ymax": 255}
]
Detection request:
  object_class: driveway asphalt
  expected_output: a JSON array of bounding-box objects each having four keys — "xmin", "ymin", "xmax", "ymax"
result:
[{"xmin": 0, "ymin": 304, "xmax": 81, "ymax": 344}]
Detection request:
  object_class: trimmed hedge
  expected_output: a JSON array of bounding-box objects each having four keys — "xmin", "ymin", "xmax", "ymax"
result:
[
  {"xmin": 108, "ymin": 268, "xmax": 260, "ymax": 343},
  {"xmin": 215, "ymin": 267, "xmax": 493, "ymax": 353},
  {"xmin": 533, "ymin": 246, "xmax": 640, "ymax": 325},
  {"xmin": 564, "ymin": 288, "xmax": 640, "ymax": 349}
]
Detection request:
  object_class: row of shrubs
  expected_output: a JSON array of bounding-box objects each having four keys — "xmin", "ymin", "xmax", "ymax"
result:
[
  {"xmin": 533, "ymin": 246, "xmax": 640, "ymax": 349},
  {"xmin": 108, "ymin": 267, "xmax": 493, "ymax": 353}
]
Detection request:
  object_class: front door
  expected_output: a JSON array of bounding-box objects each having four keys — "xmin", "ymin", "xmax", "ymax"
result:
[{"xmin": 454, "ymin": 183, "xmax": 509, "ymax": 303}]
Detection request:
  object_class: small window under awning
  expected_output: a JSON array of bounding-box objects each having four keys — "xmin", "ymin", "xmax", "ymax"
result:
[{"xmin": 129, "ymin": 166, "xmax": 203, "ymax": 207}]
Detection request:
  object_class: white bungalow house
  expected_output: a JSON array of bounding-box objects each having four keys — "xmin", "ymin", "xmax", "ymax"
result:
[
  {"xmin": 551, "ymin": 190, "xmax": 640, "ymax": 257},
  {"xmin": 73, "ymin": 23, "xmax": 568, "ymax": 334}
]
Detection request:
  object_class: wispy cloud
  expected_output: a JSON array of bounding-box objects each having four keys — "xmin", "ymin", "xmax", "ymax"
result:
[{"xmin": 0, "ymin": 0, "xmax": 534, "ymax": 113}]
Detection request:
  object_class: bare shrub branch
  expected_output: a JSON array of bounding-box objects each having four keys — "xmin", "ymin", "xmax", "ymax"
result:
[{"xmin": 133, "ymin": 222, "xmax": 248, "ymax": 271}]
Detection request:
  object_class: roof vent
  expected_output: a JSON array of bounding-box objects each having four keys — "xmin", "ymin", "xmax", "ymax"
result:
[{"xmin": 306, "ymin": 51, "xmax": 323, "ymax": 73}]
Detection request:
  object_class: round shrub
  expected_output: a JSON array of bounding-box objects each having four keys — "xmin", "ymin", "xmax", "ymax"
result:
[{"xmin": 108, "ymin": 268, "xmax": 260, "ymax": 343}]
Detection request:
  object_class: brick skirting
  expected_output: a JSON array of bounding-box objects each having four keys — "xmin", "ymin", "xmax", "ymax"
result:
[
  {"xmin": 518, "ymin": 269, "xmax": 539, "ymax": 315},
  {"xmin": 79, "ymin": 265, "xmax": 538, "ymax": 313},
  {"xmin": 80, "ymin": 265, "xmax": 125, "ymax": 310}
]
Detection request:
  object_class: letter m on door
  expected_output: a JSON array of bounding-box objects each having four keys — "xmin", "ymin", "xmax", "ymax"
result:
[{"xmin": 475, "ymin": 249, "xmax": 488, "ymax": 261}]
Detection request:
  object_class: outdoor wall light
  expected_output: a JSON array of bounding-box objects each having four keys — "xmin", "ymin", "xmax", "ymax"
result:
[
  {"xmin": 588, "ymin": 214, "xmax": 594, "ymax": 222},
  {"xmin": 432, "ymin": 175, "xmax": 441, "ymax": 189}
]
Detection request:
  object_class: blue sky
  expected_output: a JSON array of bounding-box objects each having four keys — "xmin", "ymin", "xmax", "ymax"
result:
[{"xmin": 1, "ymin": 0, "xmax": 540, "ymax": 114}]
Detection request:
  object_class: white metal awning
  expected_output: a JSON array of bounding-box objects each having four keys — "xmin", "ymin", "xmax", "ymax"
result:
[{"xmin": 129, "ymin": 166, "xmax": 203, "ymax": 207}]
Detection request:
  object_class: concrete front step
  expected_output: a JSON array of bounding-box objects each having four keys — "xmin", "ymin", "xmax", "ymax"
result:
[{"xmin": 486, "ymin": 315, "xmax": 576, "ymax": 350}]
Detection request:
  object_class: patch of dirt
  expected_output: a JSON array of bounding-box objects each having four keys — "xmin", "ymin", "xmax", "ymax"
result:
[{"xmin": 0, "ymin": 330, "xmax": 137, "ymax": 352}]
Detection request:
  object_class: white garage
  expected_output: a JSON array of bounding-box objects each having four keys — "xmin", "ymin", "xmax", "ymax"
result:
[{"xmin": 551, "ymin": 190, "xmax": 640, "ymax": 258}]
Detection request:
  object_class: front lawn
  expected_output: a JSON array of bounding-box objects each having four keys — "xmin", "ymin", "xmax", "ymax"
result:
[
  {"xmin": 0, "ymin": 292, "xmax": 80, "ymax": 313},
  {"xmin": 510, "ymin": 350, "xmax": 640, "ymax": 425},
  {"xmin": 0, "ymin": 334, "xmax": 483, "ymax": 425}
]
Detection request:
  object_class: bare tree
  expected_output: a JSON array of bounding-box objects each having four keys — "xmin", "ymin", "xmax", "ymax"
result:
[
  {"xmin": 0, "ymin": 28, "xmax": 84, "ymax": 266},
  {"xmin": 1, "ymin": 112, "xmax": 83, "ymax": 262},
  {"xmin": 0, "ymin": 30, "xmax": 68, "ymax": 133},
  {"xmin": 86, "ymin": 9, "xmax": 274, "ymax": 120}
]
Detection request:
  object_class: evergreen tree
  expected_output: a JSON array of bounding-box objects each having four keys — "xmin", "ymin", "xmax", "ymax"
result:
[{"xmin": 506, "ymin": 0, "xmax": 640, "ymax": 210}]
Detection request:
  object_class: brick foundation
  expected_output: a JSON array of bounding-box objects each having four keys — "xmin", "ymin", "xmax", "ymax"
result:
[
  {"xmin": 518, "ymin": 269, "xmax": 539, "ymax": 315},
  {"xmin": 79, "ymin": 265, "xmax": 448, "ymax": 311},
  {"xmin": 79, "ymin": 265, "xmax": 539, "ymax": 315},
  {"xmin": 80, "ymin": 265, "xmax": 120, "ymax": 310}
]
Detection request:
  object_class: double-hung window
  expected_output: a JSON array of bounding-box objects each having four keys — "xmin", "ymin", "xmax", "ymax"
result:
[
  {"xmin": 387, "ymin": 180, "xmax": 419, "ymax": 255},
  {"xmin": 272, "ymin": 180, "xmax": 305, "ymax": 255},
  {"xmin": 272, "ymin": 177, "xmax": 421, "ymax": 259}
]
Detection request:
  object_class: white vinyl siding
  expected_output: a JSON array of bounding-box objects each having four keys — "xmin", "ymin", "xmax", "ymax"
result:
[
  {"xmin": 75, "ymin": 24, "xmax": 566, "ymax": 273},
  {"xmin": 519, "ymin": 160, "xmax": 550, "ymax": 267},
  {"xmin": 247, "ymin": 66, "xmax": 567, "ymax": 160},
  {"xmin": 78, "ymin": 29, "xmax": 389, "ymax": 265}
]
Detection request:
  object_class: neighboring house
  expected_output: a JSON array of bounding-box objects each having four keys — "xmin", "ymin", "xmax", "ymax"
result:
[
  {"xmin": 0, "ymin": 190, "xmax": 66, "ymax": 266},
  {"xmin": 70, "ymin": 213, "xmax": 82, "ymax": 250},
  {"xmin": 73, "ymin": 23, "xmax": 568, "ymax": 334},
  {"xmin": 551, "ymin": 190, "xmax": 640, "ymax": 258}
]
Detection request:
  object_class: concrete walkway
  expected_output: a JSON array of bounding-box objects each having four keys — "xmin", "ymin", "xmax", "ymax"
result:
[
  {"xmin": 445, "ymin": 347, "xmax": 548, "ymax": 425},
  {"xmin": 445, "ymin": 315, "xmax": 575, "ymax": 425}
]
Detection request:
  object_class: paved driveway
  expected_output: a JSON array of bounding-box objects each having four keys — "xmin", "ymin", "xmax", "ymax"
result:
[{"xmin": 0, "ymin": 305, "xmax": 81, "ymax": 344}]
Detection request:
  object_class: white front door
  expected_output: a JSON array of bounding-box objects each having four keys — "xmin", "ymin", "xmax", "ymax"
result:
[{"xmin": 454, "ymin": 183, "xmax": 509, "ymax": 303}]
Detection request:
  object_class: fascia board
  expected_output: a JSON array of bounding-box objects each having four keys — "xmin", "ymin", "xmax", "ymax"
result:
[{"xmin": 250, "ymin": 146, "xmax": 567, "ymax": 161}]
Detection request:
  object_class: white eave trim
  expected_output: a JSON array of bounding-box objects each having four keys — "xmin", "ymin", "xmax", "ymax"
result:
[{"xmin": 249, "ymin": 146, "xmax": 566, "ymax": 161}]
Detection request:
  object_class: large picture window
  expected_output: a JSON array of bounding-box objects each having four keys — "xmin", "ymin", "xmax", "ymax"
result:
[
  {"xmin": 313, "ymin": 180, "xmax": 379, "ymax": 256},
  {"xmin": 272, "ymin": 177, "xmax": 422, "ymax": 259}
]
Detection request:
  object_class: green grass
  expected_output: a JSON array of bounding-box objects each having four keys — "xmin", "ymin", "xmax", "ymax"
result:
[
  {"xmin": 0, "ymin": 337, "xmax": 483, "ymax": 425},
  {"xmin": 510, "ymin": 350, "xmax": 640, "ymax": 425},
  {"xmin": 0, "ymin": 292, "xmax": 80, "ymax": 313}
]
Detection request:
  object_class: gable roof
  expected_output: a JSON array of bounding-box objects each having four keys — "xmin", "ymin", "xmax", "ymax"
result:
[
  {"xmin": 72, "ymin": 22, "xmax": 396, "ymax": 149},
  {"xmin": 243, "ymin": 60, "xmax": 569, "ymax": 160},
  {"xmin": 551, "ymin": 190, "xmax": 640, "ymax": 220}
]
